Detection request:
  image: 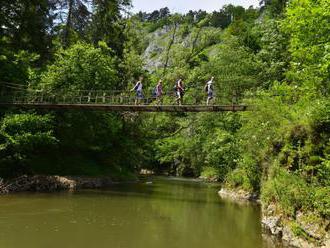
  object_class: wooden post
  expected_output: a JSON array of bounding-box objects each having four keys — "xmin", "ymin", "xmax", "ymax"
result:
[
  {"xmin": 95, "ymin": 92, "xmax": 99, "ymax": 103},
  {"xmin": 88, "ymin": 92, "xmax": 91, "ymax": 103}
]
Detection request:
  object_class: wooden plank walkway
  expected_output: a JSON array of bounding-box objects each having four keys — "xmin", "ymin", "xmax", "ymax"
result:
[{"xmin": 0, "ymin": 103, "xmax": 249, "ymax": 112}]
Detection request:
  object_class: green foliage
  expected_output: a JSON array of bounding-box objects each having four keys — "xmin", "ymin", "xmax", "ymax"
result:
[
  {"xmin": 40, "ymin": 42, "xmax": 118, "ymax": 91},
  {"xmin": 261, "ymin": 0, "xmax": 288, "ymax": 17},
  {"xmin": 310, "ymin": 100, "xmax": 330, "ymax": 137},
  {"xmin": 0, "ymin": 37, "xmax": 39, "ymax": 87},
  {"xmin": 283, "ymin": 0, "xmax": 330, "ymax": 92},
  {"xmin": 313, "ymin": 186, "xmax": 330, "ymax": 217},
  {"xmin": 290, "ymin": 222, "xmax": 311, "ymax": 241},
  {"xmin": 0, "ymin": 113, "xmax": 57, "ymax": 177},
  {"xmin": 262, "ymin": 167, "xmax": 311, "ymax": 216},
  {"xmin": 254, "ymin": 18, "xmax": 289, "ymax": 87},
  {"xmin": 90, "ymin": 0, "xmax": 131, "ymax": 56},
  {"xmin": 152, "ymin": 113, "xmax": 241, "ymax": 179},
  {"xmin": 0, "ymin": 0, "xmax": 54, "ymax": 61},
  {"xmin": 225, "ymin": 168, "xmax": 253, "ymax": 192},
  {"xmin": 201, "ymin": 167, "xmax": 219, "ymax": 180}
]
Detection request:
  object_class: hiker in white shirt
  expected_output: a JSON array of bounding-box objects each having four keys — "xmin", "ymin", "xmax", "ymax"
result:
[
  {"xmin": 131, "ymin": 76, "xmax": 144, "ymax": 105},
  {"xmin": 205, "ymin": 77, "xmax": 214, "ymax": 106},
  {"xmin": 175, "ymin": 79, "xmax": 185, "ymax": 106}
]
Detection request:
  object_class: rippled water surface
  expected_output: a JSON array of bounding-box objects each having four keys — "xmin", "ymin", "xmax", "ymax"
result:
[{"xmin": 0, "ymin": 177, "xmax": 277, "ymax": 248}]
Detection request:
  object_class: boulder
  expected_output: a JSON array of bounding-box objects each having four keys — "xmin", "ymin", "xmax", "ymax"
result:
[
  {"xmin": 262, "ymin": 215, "xmax": 283, "ymax": 238},
  {"xmin": 0, "ymin": 175, "xmax": 113, "ymax": 194},
  {"xmin": 218, "ymin": 188, "xmax": 259, "ymax": 202}
]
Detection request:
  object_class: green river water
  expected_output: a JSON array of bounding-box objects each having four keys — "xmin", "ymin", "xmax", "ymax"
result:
[{"xmin": 0, "ymin": 177, "xmax": 279, "ymax": 248}]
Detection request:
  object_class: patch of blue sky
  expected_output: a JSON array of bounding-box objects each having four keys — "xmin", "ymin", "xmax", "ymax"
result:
[{"xmin": 130, "ymin": 0, "xmax": 261, "ymax": 13}]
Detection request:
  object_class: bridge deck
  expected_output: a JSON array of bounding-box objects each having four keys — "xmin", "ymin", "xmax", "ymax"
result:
[{"xmin": 0, "ymin": 103, "xmax": 249, "ymax": 112}]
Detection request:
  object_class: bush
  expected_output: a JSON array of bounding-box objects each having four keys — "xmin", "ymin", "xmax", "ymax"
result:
[
  {"xmin": 225, "ymin": 167, "xmax": 254, "ymax": 192},
  {"xmin": 201, "ymin": 167, "xmax": 219, "ymax": 180},
  {"xmin": 313, "ymin": 186, "xmax": 330, "ymax": 218},
  {"xmin": 262, "ymin": 168, "xmax": 312, "ymax": 217},
  {"xmin": 0, "ymin": 113, "xmax": 57, "ymax": 177},
  {"xmin": 310, "ymin": 99, "xmax": 330, "ymax": 141},
  {"xmin": 226, "ymin": 155, "xmax": 261, "ymax": 192}
]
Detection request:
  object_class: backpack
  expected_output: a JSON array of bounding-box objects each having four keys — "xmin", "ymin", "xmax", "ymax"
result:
[
  {"xmin": 204, "ymin": 84, "xmax": 208, "ymax": 92},
  {"xmin": 133, "ymin": 82, "xmax": 141, "ymax": 91},
  {"xmin": 152, "ymin": 87, "xmax": 157, "ymax": 97}
]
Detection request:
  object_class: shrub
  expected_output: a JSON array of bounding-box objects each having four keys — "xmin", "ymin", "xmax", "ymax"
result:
[
  {"xmin": 261, "ymin": 168, "xmax": 311, "ymax": 217},
  {"xmin": 313, "ymin": 186, "xmax": 330, "ymax": 218},
  {"xmin": 0, "ymin": 113, "xmax": 57, "ymax": 177},
  {"xmin": 201, "ymin": 167, "xmax": 219, "ymax": 180}
]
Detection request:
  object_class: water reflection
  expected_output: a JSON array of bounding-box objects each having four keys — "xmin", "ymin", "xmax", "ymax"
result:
[{"xmin": 0, "ymin": 177, "xmax": 278, "ymax": 248}]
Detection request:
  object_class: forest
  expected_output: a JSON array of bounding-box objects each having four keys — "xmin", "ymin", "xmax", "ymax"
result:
[{"xmin": 0, "ymin": 0, "xmax": 329, "ymax": 245}]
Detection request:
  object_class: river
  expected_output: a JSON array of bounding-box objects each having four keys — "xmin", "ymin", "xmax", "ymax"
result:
[{"xmin": 0, "ymin": 177, "xmax": 279, "ymax": 248}]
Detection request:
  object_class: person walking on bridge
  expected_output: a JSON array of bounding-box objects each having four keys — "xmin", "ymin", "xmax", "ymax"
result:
[
  {"xmin": 155, "ymin": 80, "xmax": 163, "ymax": 105},
  {"xmin": 131, "ymin": 76, "xmax": 144, "ymax": 105},
  {"xmin": 175, "ymin": 79, "xmax": 185, "ymax": 106},
  {"xmin": 205, "ymin": 77, "xmax": 214, "ymax": 106}
]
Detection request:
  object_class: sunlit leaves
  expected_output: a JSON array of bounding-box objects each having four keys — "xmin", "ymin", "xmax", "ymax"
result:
[{"xmin": 40, "ymin": 42, "xmax": 119, "ymax": 91}]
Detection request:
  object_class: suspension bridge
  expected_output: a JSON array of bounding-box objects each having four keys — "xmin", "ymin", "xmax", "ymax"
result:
[{"xmin": 0, "ymin": 83, "xmax": 249, "ymax": 112}]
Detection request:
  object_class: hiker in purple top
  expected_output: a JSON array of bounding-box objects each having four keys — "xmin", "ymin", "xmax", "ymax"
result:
[{"xmin": 156, "ymin": 80, "xmax": 163, "ymax": 105}]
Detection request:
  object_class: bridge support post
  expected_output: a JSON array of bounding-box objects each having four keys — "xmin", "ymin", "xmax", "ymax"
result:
[
  {"xmin": 95, "ymin": 92, "xmax": 99, "ymax": 103},
  {"xmin": 88, "ymin": 92, "xmax": 91, "ymax": 103}
]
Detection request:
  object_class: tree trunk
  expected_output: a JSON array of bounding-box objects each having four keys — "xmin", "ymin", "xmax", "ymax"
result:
[{"xmin": 63, "ymin": 0, "xmax": 74, "ymax": 47}]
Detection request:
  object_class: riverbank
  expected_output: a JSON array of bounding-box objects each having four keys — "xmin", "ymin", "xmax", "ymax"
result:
[
  {"xmin": 218, "ymin": 187, "xmax": 330, "ymax": 248},
  {"xmin": 218, "ymin": 188, "xmax": 259, "ymax": 203},
  {"xmin": 0, "ymin": 175, "xmax": 119, "ymax": 194}
]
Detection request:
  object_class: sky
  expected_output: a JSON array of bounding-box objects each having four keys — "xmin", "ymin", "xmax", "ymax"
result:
[{"xmin": 131, "ymin": 0, "xmax": 261, "ymax": 13}]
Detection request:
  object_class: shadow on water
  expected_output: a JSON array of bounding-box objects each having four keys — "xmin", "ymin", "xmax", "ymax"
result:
[{"xmin": 72, "ymin": 177, "xmax": 236, "ymax": 206}]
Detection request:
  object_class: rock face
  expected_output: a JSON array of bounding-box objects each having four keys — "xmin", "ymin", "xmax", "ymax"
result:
[
  {"xmin": 262, "ymin": 203, "xmax": 330, "ymax": 248},
  {"xmin": 218, "ymin": 188, "xmax": 259, "ymax": 202},
  {"xmin": 262, "ymin": 215, "xmax": 283, "ymax": 238},
  {"xmin": 0, "ymin": 175, "xmax": 113, "ymax": 194},
  {"xmin": 0, "ymin": 178, "xmax": 8, "ymax": 194},
  {"xmin": 218, "ymin": 188, "xmax": 330, "ymax": 247},
  {"xmin": 199, "ymin": 175, "xmax": 219, "ymax": 183}
]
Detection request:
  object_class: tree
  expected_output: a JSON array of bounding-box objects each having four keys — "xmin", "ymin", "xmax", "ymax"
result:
[
  {"xmin": 40, "ymin": 42, "xmax": 119, "ymax": 91},
  {"xmin": 255, "ymin": 18, "xmax": 289, "ymax": 87},
  {"xmin": 52, "ymin": 0, "xmax": 91, "ymax": 47},
  {"xmin": 282, "ymin": 0, "xmax": 330, "ymax": 93},
  {"xmin": 159, "ymin": 7, "xmax": 170, "ymax": 19},
  {"xmin": 0, "ymin": 113, "xmax": 57, "ymax": 177},
  {"xmin": 260, "ymin": 0, "xmax": 288, "ymax": 16},
  {"xmin": 209, "ymin": 10, "xmax": 231, "ymax": 29},
  {"xmin": 0, "ymin": 0, "xmax": 55, "ymax": 62},
  {"xmin": 90, "ymin": 0, "xmax": 131, "ymax": 56},
  {"xmin": 162, "ymin": 14, "xmax": 182, "ymax": 76}
]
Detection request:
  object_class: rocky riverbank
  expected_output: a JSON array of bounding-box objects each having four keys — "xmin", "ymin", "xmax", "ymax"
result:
[
  {"xmin": 218, "ymin": 187, "xmax": 330, "ymax": 248},
  {"xmin": 218, "ymin": 188, "xmax": 259, "ymax": 202},
  {"xmin": 262, "ymin": 203, "xmax": 330, "ymax": 248},
  {"xmin": 0, "ymin": 175, "xmax": 115, "ymax": 194}
]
